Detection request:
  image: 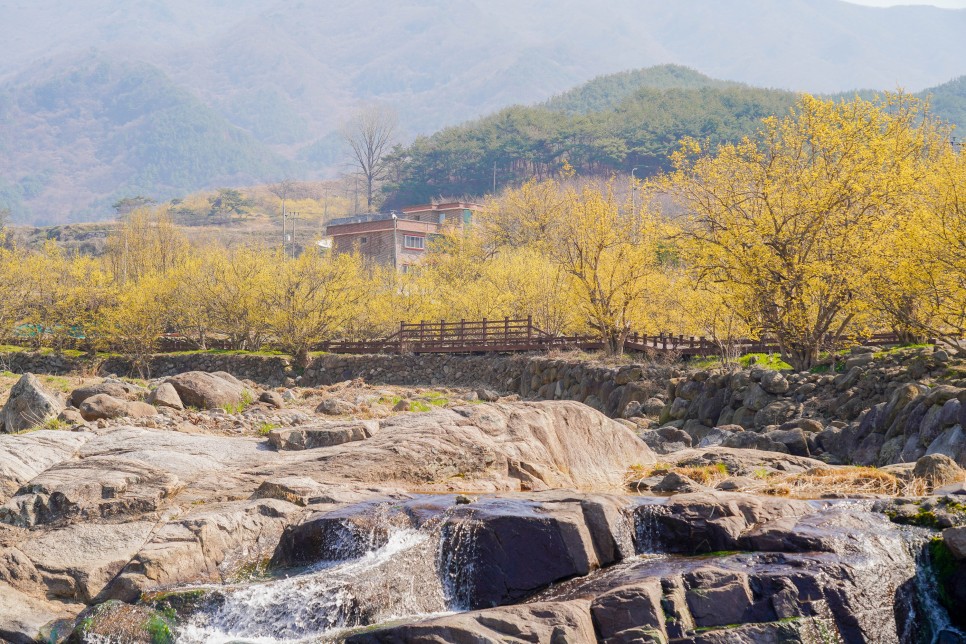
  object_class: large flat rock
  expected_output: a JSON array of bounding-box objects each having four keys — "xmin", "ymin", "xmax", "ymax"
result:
[
  {"xmin": 264, "ymin": 401, "xmax": 656, "ymax": 492},
  {"xmin": 102, "ymin": 498, "xmax": 303, "ymax": 602},
  {"xmin": 0, "ymin": 427, "xmax": 276, "ymax": 527},
  {"xmin": 19, "ymin": 521, "xmax": 155, "ymax": 602},
  {"xmin": 0, "ymin": 430, "xmax": 92, "ymax": 502}
]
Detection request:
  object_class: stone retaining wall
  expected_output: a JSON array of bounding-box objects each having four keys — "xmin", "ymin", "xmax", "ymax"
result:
[
  {"xmin": 1, "ymin": 349, "xmax": 673, "ymax": 418},
  {"xmin": 0, "ymin": 351, "xmax": 293, "ymax": 386}
]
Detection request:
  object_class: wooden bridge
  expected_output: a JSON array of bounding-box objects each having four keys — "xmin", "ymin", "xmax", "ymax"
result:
[{"xmin": 317, "ymin": 317, "xmax": 905, "ymax": 357}]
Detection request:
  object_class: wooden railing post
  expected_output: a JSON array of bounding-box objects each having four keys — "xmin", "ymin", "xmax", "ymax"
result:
[
  {"xmin": 419, "ymin": 320, "xmax": 425, "ymax": 348},
  {"xmin": 504, "ymin": 316, "xmax": 509, "ymax": 344},
  {"xmin": 527, "ymin": 315, "xmax": 533, "ymax": 346},
  {"xmin": 460, "ymin": 319, "xmax": 466, "ymax": 346},
  {"xmin": 482, "ymin": 318, "xmax": 487, "ymax": 346}
]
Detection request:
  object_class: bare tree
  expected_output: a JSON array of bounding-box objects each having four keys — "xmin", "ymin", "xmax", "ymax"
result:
[
  {"xmin": 340, "ymin": 105, "xmax": 398, "ymax": 211},
  {"xmin": 0, "ymin": 207, "xmax": 10, "ymax": 247}
]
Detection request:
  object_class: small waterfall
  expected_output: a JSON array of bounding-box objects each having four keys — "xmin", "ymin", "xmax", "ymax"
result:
[
  {"xmin": 633, "ymin": 502, "xmax": 667, "ymax": 554},
  {"xmin": 177, "ymin": 527, "xmax": 450, "ymax": 643},
  {"xmin": 901, "ymin": 536, "xmax": 966, "ymax": 644},
  {"xmin": 436, "ymin": 513, "xmax": 480, "ymax": 611}
]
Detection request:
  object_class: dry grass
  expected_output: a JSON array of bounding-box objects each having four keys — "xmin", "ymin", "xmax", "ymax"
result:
[
  {"xmin": 626, "ymin": 462, "xmax": 730, "ymax": 489},
  {"xmin": 760, "ymin": 467, "xmax": 929, "ymax": 497},
  {"xmin": 627, "ymin": 463, "xmax": 932, "ymax": 498}
]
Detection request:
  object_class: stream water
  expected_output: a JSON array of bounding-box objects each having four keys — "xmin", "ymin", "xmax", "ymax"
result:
[
  {"xmin": 177, "ymin": 528, "xmax": 452, "ymax": 643},
  {"xmin": 168, "ymin": 495, "xmax": 964, "ymax": 644}
]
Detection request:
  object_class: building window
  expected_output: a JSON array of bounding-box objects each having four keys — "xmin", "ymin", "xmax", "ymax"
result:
[
  {"xmin": 359, "ymin": 236, "xmax": 368, "ymax": 244},
  {"xmin": 403, "ymin": 235, "xmax": 425, "ymax": 250}
]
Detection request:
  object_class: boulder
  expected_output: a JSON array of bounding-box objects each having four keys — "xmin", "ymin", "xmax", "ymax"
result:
[
  {"xmin": 476, "ymin": 388, "xmax": 500, "ymax": 402},
  {"xmin": 264, "ymin": 401, "xmax": 656, "ymax": 493},
  {"xmin": 57, "ymin": 408, "xmax": 84, "ymax": 425},
  {"xmin": 715, "ymin": 476, "xmax": 759, "ymax": 492},
  {"xmin": 0, "ymin": 426, "xmax": 276, "ymax": 527},
  {"xmin": 268, "ymin": 420, "xmax": 378, "ymax": 450},
  {"xmin": 669, "ymin": 447, "xmax": 826, "ymax": 476},
  {"xmin": 272, "ymin": 496, "xmax": 436, "ymax": 567},
  {"xmin": 78, "ymin": 394, "xmax": 156, "ymax": 421},
  {"xmin": 69, "ymin": 380, "xmax": 146, "ymax": 408},
  {"xmin": 912, "ymin": 453, "xmax": 965, "ymax": 488},
  {"xmin": 722, "ymin": 432, "xmax": 788, "ymax": 453},
  {"xmin": 590, "ymin": 577, "xmax": 667, "ymax": 642},
  {"xmin": 754, "ymin": 400, "xmax": 803, "ymax": 429},
  {"xmin": 146, "ymin": 382, "xmax": 183, "ymax": 410},
  {"xmin": 63, "ymin": 600, "xmax": 168, "ymax": 643},
  {"xmin": 316, "ymin": 398, "xmax": 360, "ymax": 416},
  {"xmin": 943, "ymin": 526, "xmax": 966, "ymax": 561},
  {"xmin": 0, "ymin": 373, "xmax": 63, "ymax": 433},
  {"xmin": 926, "ymin": 424, "xmax": 966, "ymax": 467},
  {"xmin": 345, "ymin": 600, "xmax": 596, "ymax": 644},
  {"xmin": 844, "ymin": 353, "xmax": 874, "ymax": 371},
  {"xmin": 779, "ymin": 418, "xmax": 824, "ymax": 433},
  {"xmin": 697, "ymin": 426, "xmax": 737, "ymax": 448},
  {"xmin": 742, "ymin": 384, "xmax": 775, "ymax": 412},
  {"xmin": 0, "ymin": 430, "xmax": 92, "ymax": 501},
  {"xmin": 761, "ymin": 428, "xmax": 810, "ymax": 457},
  {"xmin": 18, "ymin": 521, "xmax": 155, "ymax": 602},
  {"xmin": 653, "ymin": 472, "xmax": 707, "ymax": 494},
  {"xmin": 252, "ymin": 477, "xmax": 404, "ymax": 508},
  {"xmin": 759, "ymin": 371, "xmax": 790, "ymax": 395},
  {"xmin": 634, "ymin": 492, "xmax": 815, "ymax": 554},
  {"xmin": 165, "ymin": 371, "xmax": 252, "ymax": 410},
  {"xmin": 437, "ymin": 496, "xmax": 631, "ymax": 608},
  {"xmin": 102, "ymin": 498, "xmax": 302, "ymax": 602},
  {"xmin": 259, "ymin": 390, "xmax": 284, "ymax": 409},
  {"xmin": 0, "ymin": 583, "xmax": 81, "ymax": 644},
  {"xmin": 642, "ymin": 397, "xmax": 666, "ymax": 417},
  {"xmin": 640, "ymin": 426, "xmax": 692, "ymax": 454}
]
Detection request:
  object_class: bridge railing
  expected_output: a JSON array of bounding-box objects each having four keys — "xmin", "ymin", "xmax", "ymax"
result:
[{"xmin": 315, "ymin": 319, "xmax": 911, "ymax": 357}]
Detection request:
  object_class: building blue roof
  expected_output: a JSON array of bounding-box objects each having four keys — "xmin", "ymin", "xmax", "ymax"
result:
[{"xmin": 327, "ymin": 212, "xmax": 409, "ymax": 226}]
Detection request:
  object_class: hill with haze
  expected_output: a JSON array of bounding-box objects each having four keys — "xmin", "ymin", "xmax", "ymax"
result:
[{"xmin": 0, "ymin": 0, "xmax": 964, "ymax": 224}]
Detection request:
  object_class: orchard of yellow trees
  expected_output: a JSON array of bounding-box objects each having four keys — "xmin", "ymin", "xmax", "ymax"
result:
[{"xmin": 0, "ymin": 94, "xmax": 963, "ymax": 371}]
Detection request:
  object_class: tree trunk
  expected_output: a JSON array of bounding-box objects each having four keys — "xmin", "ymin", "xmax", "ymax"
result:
[
  {"xmin": 294, "ymin": 346, "xmax": 311, "ymax": 371},
  {"xmin": 603, "ymin": 327, "xmax": 628, "ymax": 358},
  {"xmin": 782, "ymin": 342, "xmax": 820, "ymax": 372}
]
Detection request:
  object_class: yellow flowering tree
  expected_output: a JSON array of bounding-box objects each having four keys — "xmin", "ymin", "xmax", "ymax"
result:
[{"xmin": 669, "ymin": 93, "xmax": 946, "ymax": 370}]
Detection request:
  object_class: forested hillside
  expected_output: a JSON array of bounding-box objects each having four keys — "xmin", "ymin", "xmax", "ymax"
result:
[
  {"xmin": 383, "ymin": 69, "xmax": 966, "ymax": 206},
  {"xmin": 0, "ymin": 56, "xmax": 293, "ymax": 224},
  {"xmin": 383, "ymin": 75, "xmax": 787, "ymax": 205}
]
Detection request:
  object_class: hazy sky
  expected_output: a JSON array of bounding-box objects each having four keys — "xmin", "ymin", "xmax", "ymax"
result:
[{"xmin": 846, "ymin": 0, "xmax": 966, "ymax": 7}]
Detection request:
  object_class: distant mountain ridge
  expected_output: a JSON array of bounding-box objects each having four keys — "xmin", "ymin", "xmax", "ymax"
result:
[{"xmin": 0, "ymin": 0, "xmax": 964, "ymax": 224}]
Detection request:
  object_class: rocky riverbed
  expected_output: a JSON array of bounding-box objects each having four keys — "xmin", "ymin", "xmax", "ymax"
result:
[{"xmin": 0, "ymin": 359, "xmax": 964, "ymax": 643}]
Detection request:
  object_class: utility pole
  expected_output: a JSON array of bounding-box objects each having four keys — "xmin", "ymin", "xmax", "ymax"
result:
[
  {"xmin": 281, "ymin": 200, "xmax": 287, "ymax": 255},
  {"xmin": 391, "ymin": 212, "xmax": 398, "ymax": 271},
  {"xmin": 291, "ymin": 211, "xmax": 298, "ymax": 257}
]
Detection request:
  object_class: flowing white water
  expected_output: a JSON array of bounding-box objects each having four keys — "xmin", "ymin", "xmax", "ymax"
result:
[{"xmin": 177, "ymin": 528, "xmax": 451, "ymax": 643}]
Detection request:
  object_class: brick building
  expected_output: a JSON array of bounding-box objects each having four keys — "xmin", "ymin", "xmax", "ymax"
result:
[{"xmin": 324, "ymin": 201, "xmax": 482, "ymax": 271}]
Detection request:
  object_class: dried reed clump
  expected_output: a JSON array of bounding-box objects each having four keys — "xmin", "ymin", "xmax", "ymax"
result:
[
  {"xmin": 626, "ymin": 462, "xmax": 731, "ymax": 490},
  {"xmin": 627, "ymin": 462, "xmax": 933, "ymax": 498}
]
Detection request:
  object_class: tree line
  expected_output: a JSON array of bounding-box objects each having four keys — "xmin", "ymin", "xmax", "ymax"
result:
[
  {"xmin": 381, "ymin": 84, "xmax": 800, "ymax": 207},
  {"xmin": 0, "ymin": 93, "xmax": 962, "ymax": 371}
]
